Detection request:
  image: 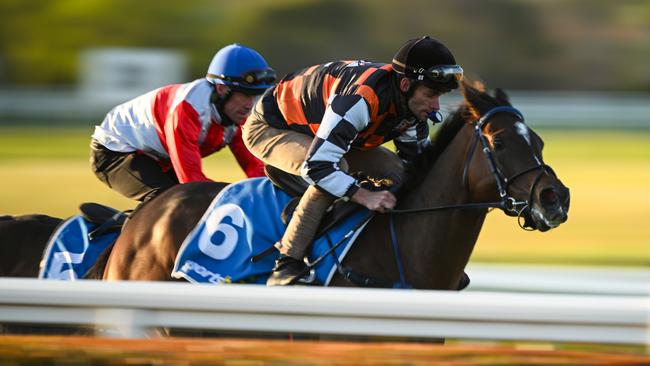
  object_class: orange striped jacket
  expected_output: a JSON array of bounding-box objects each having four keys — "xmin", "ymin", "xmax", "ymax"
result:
[{"xmin": 258, "ymin": 60, "xmax": 430, "ymax": 198}]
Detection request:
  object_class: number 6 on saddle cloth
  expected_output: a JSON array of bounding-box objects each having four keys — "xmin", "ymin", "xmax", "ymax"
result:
[
  {"xmin": 38, "ymin": 174, "xmax": 384, "ymax": 285},
  {"xmin": 172, "ymin": 176, "xmax": 378, "ymax": 286}
]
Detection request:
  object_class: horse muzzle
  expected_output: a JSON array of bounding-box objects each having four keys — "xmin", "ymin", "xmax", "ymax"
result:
[{"xmin": 527, "ymin": 185, "xmax": 570, "ymax": 232}]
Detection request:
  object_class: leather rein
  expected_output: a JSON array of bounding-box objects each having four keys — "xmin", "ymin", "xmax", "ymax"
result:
[
  {"xmin": 313, "ymin": 106, "xmax": 557, "ymax": 288},
  {"xmin": 388, "ymin": 106, "xmax": 555, "ymax": 228}
]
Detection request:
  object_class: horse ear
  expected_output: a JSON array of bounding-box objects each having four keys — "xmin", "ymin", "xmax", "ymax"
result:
[
  {"xmin": 461, "ymin": 81, "xmax": 491, "ymax": 119},
  {"xmin": 494, "ymin": 88, "xmax": 510, "ymax": 105},
  {"xmin": 472, "ymin": 80, "xmax": 486, "ymax": 92}
]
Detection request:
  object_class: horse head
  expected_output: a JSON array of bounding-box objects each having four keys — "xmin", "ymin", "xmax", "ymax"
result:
[{"xmin": 462, "ymin": 82, "xmax": 570, "ymax": 231}]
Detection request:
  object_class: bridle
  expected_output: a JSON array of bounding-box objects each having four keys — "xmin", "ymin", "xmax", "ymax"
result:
[
  {"xmin": 465, "ymin": 106, "xmax": 557, "ymax": 224},
  {"xmin": 307, "ymin": 106, "xmax": 559, "ymax": 288},
  {"xmin": 390, "ymin": 105, "xmax": 556, "ymax": 230}
]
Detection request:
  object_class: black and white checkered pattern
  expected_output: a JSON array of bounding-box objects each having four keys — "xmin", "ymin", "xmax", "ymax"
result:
[{"xmin": 300, "ymin": 94, "xmax": 370, "ymax": 198}]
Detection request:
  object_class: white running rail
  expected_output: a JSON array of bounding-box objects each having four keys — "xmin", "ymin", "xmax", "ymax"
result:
[
  {"xmin": 465, "ymin": 264, "xmax": 650, "ymax": 296},
  {"xmin": 0, "ymin": 278, "xmax": 648, "ymax": 346}
]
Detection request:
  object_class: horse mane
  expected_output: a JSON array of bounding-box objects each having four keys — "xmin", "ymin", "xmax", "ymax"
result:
[
  {"xmin": 427, "ymin": 105, "xmax": 471, "ymax": 164},
  {"xmin": 426, "ymin": 81, "xmax": 511, "ymax": 165}
]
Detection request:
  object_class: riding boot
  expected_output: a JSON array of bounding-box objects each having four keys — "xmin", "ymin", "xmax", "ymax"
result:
[
  {"xmin": 277, "ymin": 185, "xmax": 333, "ymax": 258},
  {"xmin": 267, "ymin": 185, "xmax": 333, "ymax": 286},
  {"xmin": 266, "ymin": 254, "xmax": 308, "ymax": 286}
]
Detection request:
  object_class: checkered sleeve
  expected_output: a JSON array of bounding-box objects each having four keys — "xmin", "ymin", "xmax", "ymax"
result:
[
  {"xmin": 394, "ymin": 120, "xmax": 431, "ymax": 162},
  {"xmin": 300, "ymin": 94, "xmax": 370, "ymax": 198}
]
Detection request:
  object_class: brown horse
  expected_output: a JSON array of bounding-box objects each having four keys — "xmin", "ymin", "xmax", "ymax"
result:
[
  {"xmin": 103, "ymin": 83, "xmax": 570, "ymax": 289},
  {"xmin": 0, "ymin": 214, "xmax": 62, "ymax": 277}
]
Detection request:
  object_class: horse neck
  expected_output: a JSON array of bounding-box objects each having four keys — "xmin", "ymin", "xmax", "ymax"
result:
[
  {"xmin": 402, "ymin": 125, "xmax": 474, "ymax": 208},
  {"xmin": 396, "ymin": 124, "xmax": 489, "ymax": 289}
]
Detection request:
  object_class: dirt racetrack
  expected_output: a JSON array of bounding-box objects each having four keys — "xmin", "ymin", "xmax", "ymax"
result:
[{"xmin": 1, "ymin": 335, "xmax": 648, "ymax": 365}]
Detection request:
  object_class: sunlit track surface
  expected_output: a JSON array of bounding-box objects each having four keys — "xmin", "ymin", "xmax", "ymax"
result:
[{"xmin": 1, "ymin": 335, "xmax": 648, "ymax": 366}]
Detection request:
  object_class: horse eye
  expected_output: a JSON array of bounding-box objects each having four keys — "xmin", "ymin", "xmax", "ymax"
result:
[{"xmin": 492, "ymin": 138, "xmax": 504, "ymax": 151}]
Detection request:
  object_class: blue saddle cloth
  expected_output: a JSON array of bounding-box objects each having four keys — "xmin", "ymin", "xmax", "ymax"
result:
[
  {"xmin": 172, "ymin": 177, "xmax": 370, "ymax": 285},
  {"xmin": 39, "ymin": 215, "xmax": 118, "ymax": 280}
]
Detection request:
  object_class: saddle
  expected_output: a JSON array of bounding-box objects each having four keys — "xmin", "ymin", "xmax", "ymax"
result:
[
  {"xmin": 79, "ymin": 202, "xmax": 129, "ymax": 240},
  {"xmin": 265, "ymin": 165, "xmax": 395, "ymax": 238}
]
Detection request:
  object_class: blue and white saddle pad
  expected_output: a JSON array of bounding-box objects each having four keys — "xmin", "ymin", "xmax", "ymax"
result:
[
  {"xmin": 39, "ymin": 215, "xmax": 118, "ymax": 280},
  {"xmin": 172, "ymin": 177, "xmax": 370, "ymax": 285}
]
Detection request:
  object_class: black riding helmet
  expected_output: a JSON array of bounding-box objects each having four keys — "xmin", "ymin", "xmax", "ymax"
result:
[{"xmin": 392, "ymin": 36, "xmax": 462, "ymax": 93}]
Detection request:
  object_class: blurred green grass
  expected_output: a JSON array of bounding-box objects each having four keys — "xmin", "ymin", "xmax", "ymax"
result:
[
  {"xmin": 476, "ymin": 129, "xmax": 650, "ymax": 267},
  {"xmin": 0, "ymin": 126, "xmax": 648, "ymax": 267}
]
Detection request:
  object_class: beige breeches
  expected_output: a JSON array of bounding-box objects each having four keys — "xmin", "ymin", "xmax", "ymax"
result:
[{"xmin": 242, "ymin": 108, "xmax": 405, "ymax": 258}]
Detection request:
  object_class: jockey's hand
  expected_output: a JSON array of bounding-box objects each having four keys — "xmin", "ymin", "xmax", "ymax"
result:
[{"xmin": 351, "ymin": 187, "xmax": 396, "ymax": 213}]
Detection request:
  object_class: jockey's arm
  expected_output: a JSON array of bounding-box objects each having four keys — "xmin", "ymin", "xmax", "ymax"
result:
[
  {"xmin": 301, "ymin": 94, "xmax": 396, "ymax": 212},
  {"xmin": 165, "ymin": 101, "xmax": 212, "ymax": 183},
  {"xmin": 229, "ymin": 126, "xmax": 265, "ymax": 178}
]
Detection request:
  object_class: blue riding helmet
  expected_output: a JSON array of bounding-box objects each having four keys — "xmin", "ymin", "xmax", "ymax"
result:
[{"xmin": 206, "ymin": 44, "xmax": 276, "ymax": 95}]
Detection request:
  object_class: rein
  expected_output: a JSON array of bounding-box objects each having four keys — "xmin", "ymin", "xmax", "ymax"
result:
[
  {"xmin": 317, "ymin": 106, "xmax": 554, "ymax": 288},
  {"xmin": 388, "ymin": 106, "xmax": 547, "ymax": 221},
  {"xmin": 349, "ymin": 106, "xmax": 547, "ymax": 289}
]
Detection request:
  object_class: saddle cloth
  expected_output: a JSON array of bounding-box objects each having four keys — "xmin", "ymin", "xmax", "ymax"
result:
[
  {"xmin": 39, "ymin": 215, "xmax": 118, "ymax": 280},
  {"xmin": 172, "ymin": 177, "xmax": 370, "ymax": 285}
]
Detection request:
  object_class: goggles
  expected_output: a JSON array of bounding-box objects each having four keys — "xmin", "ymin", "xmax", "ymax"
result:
[
  {"xmin": 414, "ymin": 65, "xmax": 463, "ymax": 83},
  {"xmin": 208, "ymin": 68, "xmax": 277, "ymax": 86}
]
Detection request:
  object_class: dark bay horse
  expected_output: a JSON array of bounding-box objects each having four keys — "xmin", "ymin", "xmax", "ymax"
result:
[
  {"xmin": 103, "ymin": 83, "xmax": 570, "ymax": 289},
  {"xmin": 0, "ymin": 214, "xmax": 62, "ymax": 277}
]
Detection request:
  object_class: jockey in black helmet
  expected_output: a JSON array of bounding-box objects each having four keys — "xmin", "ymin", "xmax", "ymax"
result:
[
  {"xmin": 392, "ymin": 35, "xmax": 463, "ymax": 122},
  {"xmin": 242, "ymin": 36, "xmax": 462, "ymax": 285}
]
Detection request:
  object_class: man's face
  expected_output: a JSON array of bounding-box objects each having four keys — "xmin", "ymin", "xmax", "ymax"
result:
[
  {"xmin": 407, "ymin": 84, "xmax": 441, "ymax": 122},
  {"xmin": 217, "ymin": 85, "xmax": 257, "ymax": 124}
]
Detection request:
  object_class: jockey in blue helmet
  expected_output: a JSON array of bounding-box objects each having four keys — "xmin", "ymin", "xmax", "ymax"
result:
[
  {"xmin": 207, "ymin": 44, "xmax": 276, "ymax": 95},
  {"xmin": 90, "ymin": 43, "xmax": 276, "ymax": 203}
]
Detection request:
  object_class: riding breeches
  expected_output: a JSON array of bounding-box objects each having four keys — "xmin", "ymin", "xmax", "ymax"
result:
[
  {"xmin": 90, "ymin": 140, "xmax": 179, "ymax": 202},
  {"xmin": 242, "ymin": 109, "xmax": 406, "ymax": 259}
]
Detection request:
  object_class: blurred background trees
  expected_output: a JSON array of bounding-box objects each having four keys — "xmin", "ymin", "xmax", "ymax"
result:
[{"xmin": 0, "ymin": 0, "xmax": 648, "ymax": 91}]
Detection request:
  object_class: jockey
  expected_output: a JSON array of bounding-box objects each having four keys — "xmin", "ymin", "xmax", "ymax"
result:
[
  {"xmin": 90, "ymin": 44, "xmax": 276, "ymax": 202},
  {"xmin": 242, "ymin": 36, "xmax": 463, "ymax": 285}
]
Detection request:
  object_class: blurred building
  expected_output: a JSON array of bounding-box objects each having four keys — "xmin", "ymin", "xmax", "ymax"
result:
[
  {"xmin": 0, "ymin": 48, "xmax": 186, "ymax": 123},
  {"xmin": 0, "ymin": 47, "xmax": 648, "ymax": 129},
  {"xmin": 79, "ymin": 48, "xmax": 187, "ymax": 105}
]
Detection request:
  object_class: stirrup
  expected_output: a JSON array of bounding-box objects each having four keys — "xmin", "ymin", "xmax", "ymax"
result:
[{"xmin": 267, "ymin": 255, "xmax": 312, "ymax": 286}]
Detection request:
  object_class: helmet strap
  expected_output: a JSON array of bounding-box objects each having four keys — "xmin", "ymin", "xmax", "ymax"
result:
[
  {"xmin": 211, "ymin": 85, "xmax": 235, "ymax": 126},
  {"xmin": 395, "ymin": 76, "xmax": 419, "ymax": 121}
]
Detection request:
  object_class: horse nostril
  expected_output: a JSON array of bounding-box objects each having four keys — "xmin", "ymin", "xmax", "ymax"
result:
[{"xmin": 540, "ymin": 188, "xmax": 558, "ymax": 207}]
